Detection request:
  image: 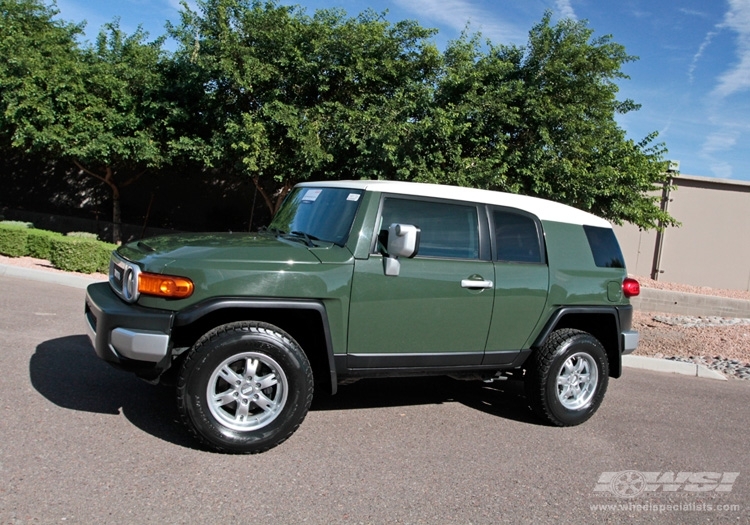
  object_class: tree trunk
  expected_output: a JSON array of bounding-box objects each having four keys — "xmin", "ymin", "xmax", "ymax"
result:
[
  {"xmin": 252, "ymin": 177, "xmax": 294, "ymax": 216},
  {"xmin": 73, "ymin": 161, "xmax": 145, "ymax": 244},
  {"xmin": 112, "ymin": 185, "xmax": 122, "ymax": 244}
]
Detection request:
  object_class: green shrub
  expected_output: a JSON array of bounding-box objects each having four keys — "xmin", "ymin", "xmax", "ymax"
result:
[
  {"xmin": 0, "ymin": 220, "xmax": 33, "ymax": 229},
  {"xmin": 26, "ymin": 229, "xmax": 64, "ymax": 260},
  {"xmin": 66, "ymin": 231, "xmax": 99, "ymax": 240},
  {"xmin": 50, "ymin": 237, "xmax": 116, "ymax": 274},
  {"xmin": 0, "ymin": 224, "xmax": 30, "ymax": 257}
]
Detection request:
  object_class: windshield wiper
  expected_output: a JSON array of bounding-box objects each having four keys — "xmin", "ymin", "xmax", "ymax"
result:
[{"xmin": 289, "ymin": 230, "xmax": 319, "ymax": 248}]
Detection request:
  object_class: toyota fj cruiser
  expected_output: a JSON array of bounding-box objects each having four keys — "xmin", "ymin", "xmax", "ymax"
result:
[{"xmin": 85, "ymin": 180, "xmax": 640, "ymax": 453}]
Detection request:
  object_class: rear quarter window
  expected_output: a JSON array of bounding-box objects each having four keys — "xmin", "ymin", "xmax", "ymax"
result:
[
  {"xmin": 583, "ymin": 225, "xmax": 625, "ymax": 268},
  {"xmin": 492, "ymin": 210, "xmax": 544, "ymax": 264}
]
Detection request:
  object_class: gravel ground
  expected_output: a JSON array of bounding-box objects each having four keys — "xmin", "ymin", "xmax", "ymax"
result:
[
  {"xmin": 2, "ymin": 255, "xmax": 748, "ymax": 379},
  {"xmin": 630, "ymin": 275, "xmax": 750, "ymax": 380}
]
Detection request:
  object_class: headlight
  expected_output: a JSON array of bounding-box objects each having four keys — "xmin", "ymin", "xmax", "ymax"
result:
[{"xmin": 109, "ymin": 252, "xmax": 193, "ymax": 302}]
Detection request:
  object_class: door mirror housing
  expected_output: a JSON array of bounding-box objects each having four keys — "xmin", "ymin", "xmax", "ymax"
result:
[{"xmin": 384, "ymin": 223, "xmax": 420, "ymax": 276}]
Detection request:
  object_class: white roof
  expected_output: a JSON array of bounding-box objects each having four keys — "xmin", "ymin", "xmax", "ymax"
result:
[{"xmin": 297, "ymin": 180, "xmax": 612, "ymax": 228}]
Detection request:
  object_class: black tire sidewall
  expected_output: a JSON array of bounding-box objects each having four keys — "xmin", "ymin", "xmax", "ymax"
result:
[
  {"xmin": 544, "ymin": 333, "xmax": 609, "ymax": 426},
  {"xmin": 180, "ymin": 324, "xmax": 312, "ymax": 453}
]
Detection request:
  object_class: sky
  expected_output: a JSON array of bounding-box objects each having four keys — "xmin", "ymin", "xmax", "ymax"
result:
[{"xmin": 53, "ymin": 0, "xmax": 750, "ymax": 181}]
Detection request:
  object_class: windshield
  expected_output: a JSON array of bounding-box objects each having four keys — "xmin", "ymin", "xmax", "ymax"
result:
[{"xmin": 268, "ymin": 187, "xmax": 364, "ymax": 246}]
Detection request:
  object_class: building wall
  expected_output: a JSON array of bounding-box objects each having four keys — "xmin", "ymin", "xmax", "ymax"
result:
[{"xmin": 613, "ymin": 175, "xmax": 750, "ymax": 291}]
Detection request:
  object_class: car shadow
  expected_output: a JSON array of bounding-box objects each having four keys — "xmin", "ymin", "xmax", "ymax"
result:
[
  {"xmin": 30, "ymin": 336, "xmax": 542, "ymax": 451},
  {"xmin": 311, "ymin": 376, "xmax": 542, "ymax": 425},
  {"xmin": 29, "ymin": 335, "xmax": 198, "ymax": 450}
]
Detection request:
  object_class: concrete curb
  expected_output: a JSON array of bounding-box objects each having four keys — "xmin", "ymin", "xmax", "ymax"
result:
[
  {"xmin": 0, "ymin": 263, "xmax": 104, "ymax": 290},
  {"xmin": 622, "ymin": 355, "xmax": 727, "ymax": 381},
  {"xmin": 631, "ymin": 288, "xmax": 750, "ymax": 318}
]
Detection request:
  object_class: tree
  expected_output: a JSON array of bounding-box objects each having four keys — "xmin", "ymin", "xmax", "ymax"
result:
[
  {"xmin": 436, "ymin": 13, "xmax": 676, "ymax": 228},
  {"xmin": 0, "ymin": 0, "xmax": 83, "ymax": 156},
  {"xmin": 503, "ymin": 14, "xmax": 675, "ymax": 228},
  {"xmin": 402, "ymin": 14, "xmax": 676, "ymax": 229},
  {"xmin": 1, "ymin": 1, "xmax": 676, "ymax": 233},
  {"xmin": 0, "ymin": 0, "xmax": 177, "ymax": 242},
  {"xmin": 170, "ymin": 0, "xmax": 441, "ymax": 215}
]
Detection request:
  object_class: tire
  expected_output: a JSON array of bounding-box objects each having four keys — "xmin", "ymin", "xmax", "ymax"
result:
[
  {"xmin": 177, "ymin": 321, "xmax": 313, "ymax": 453},
  {"xmin": 525, "ymin": 328, "xmax": 609, "ymax": 426}
]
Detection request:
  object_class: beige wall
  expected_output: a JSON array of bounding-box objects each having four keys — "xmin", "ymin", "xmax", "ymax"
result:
[{"xmin": 613, "ymin": 175, "xmax": 750, "ymax": 291}]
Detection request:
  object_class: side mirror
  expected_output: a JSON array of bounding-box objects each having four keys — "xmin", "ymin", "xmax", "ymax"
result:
[{"xmin": 384, "ymin": 223, "xmax": 420, "ymax": 276}]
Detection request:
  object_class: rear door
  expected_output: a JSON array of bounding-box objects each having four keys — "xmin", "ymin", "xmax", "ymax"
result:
[{"xmin": 484, "ymin": 207, "xmax": 549, "ymax": 364}]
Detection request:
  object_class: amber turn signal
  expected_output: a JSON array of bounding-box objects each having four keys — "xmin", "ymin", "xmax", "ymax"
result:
[{"xmin": 138, "ymin": 272, "xmax": 194, "ymax": 299}]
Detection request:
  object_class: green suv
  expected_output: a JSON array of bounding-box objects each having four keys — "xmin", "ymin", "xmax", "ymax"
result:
[{"xmin": 85, "ymin": 180, "xmax": 640, "ymax": 453}]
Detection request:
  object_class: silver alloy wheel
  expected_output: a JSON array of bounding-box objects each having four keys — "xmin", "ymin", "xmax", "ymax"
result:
[
  {"xmin": 555, "ymin": 351, "xmax": 598, "ymax": 410},
  {"xmin": 207, "ymin": 351, "xmax": 289, "ymax": 431}
]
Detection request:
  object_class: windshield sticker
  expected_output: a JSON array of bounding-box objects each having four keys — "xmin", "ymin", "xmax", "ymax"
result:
[
  {"xmin": 347, "ymin": 193, "xmax": 361, "ymax": 202},
  {"xmin": 302, "ymin": 189, "xmax": 322, "ymax": 202}
]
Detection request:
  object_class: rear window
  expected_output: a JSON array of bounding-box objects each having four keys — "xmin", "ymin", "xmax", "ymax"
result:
[{"xmin": 583, "ymin": 225, "xmax": 625, "ymax": 268}]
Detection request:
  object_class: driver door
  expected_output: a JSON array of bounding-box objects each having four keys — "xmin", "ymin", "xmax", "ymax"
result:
[{"xmin": 346, "ymin": 196, "xmax": 495, "ymax": 369}]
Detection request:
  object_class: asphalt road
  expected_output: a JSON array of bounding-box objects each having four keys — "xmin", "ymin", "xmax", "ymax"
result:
[{"xmin": 0, "ymin": 275, "xmax": 748, "ymax": 524}]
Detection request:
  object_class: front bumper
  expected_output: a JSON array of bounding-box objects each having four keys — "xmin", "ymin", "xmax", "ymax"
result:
[{"xmin": 85, "ymin": 282, "xmax": 175, "ymax": 378}]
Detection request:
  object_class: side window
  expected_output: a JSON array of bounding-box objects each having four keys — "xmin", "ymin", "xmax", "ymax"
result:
[
  {"xmin": 493, "ymin": 210, "xmax": 543, "ymax": 263},
  {"xmin": 583, "ymin": 225, "xmax": 625, "ymax": 268},
  {"xmin": 379, "ymin": 198, "xmax": 479, "ymax": 259}
]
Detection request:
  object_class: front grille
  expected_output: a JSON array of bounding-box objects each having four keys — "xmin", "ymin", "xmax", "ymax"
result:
[
  {"xmin": 109, "ymin": 252, "xmax": 141, "ymax": 303},
  {"xmin": 110, "ymin": 257, "xmax": 125, "ymax": 291}
]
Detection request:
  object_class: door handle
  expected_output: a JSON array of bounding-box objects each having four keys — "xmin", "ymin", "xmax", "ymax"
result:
[{"xmin": 461, "ymin": 279, "xmax": 493, "ymax": 289}]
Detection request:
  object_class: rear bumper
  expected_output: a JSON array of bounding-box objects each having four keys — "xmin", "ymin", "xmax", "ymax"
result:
[
  {"xmin": 621, "ymin": 330, "xmax": 639, "ymax": 355},
  {"xmin": 617, "ymin": 305, "xmax": 639, "ymax": 355},
  {"xmin": 84, "ymin": 282, "xmax": 175, "ymax": 378}
]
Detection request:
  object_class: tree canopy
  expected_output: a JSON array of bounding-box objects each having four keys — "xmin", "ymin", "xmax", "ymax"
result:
[
  {"xmin": 0, "ymin": 0, "xmax": 677, "ymax": 239},
  {"xmin": 1, "ymin": 0, "xmax": 178, "ymax": 241}
]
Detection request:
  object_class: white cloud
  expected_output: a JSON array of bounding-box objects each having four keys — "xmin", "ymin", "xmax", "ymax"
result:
[
  {"xmin": 555, "ymin": 0, "xmax": 577, "ymax": 20},
  {"xmin": 708, "ymin": 160, "xmax": 734, "ymax": 178},
  {"xmin": 700, "ymin": 130, "xmax": 741, "ymax": 178},
  {"xmin": 391, "ymin": 0, "xmax": 527, "ymax": 43},
  {"xmin": 679, "ymin": 8, "xmax": 710, "ymax": 18},
  {"xmin": 701, "ymin": 130, "xmax": 739, "ymax": 154},
  {"xmin": 688, "ymin": 31, "xmax": 717, "ymax": 83},
  {"xmin": 712, "ymin": 0, "xmax": 750, "ymax": 99},
  {"xmin": 167, "ymin": 0, "xmax": 197, "ymax": 13}
]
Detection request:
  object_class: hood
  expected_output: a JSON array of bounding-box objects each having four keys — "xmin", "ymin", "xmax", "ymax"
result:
[{"xmin": 117, "ymin": 232, "xmax": 326, "ymax": 269}]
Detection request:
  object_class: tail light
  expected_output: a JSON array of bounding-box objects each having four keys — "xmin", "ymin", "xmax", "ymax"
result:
[{"xmin": 622, "ymin": 278, "xmax": 640, "ymax": 298}]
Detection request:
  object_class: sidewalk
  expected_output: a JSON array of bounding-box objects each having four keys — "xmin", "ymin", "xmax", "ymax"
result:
[
  {"xmin": 0, "ymin": 261, "xmax": 104, "ymax": 289},
  {"xmin": 0, "ymin": 260, "xmax": 741, "ymax": 381}
]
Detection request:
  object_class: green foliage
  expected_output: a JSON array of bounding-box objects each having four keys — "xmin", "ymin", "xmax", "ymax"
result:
[
  {"xmin": 0, "ymin": 220, "xmax": 33, "ymax": 228},
  {"xmin": 0, "ymin": 223, "xmax": 29, "ymax": 256},
  {"xmin": 1, "ymin": 0, "xmax": 677, "ymax": 231},
  {"xmin": 0, "ymin": 0, "xmax": 179, "ymax": 242},
  {"xmin": 49, "ymin": 237, "xmax": 115, "ymax": 273},
  {"xmin": 170, "ymin": 0, "xmax": 442, "ymax": 213},
  {"xmin": 401, "ymin": 13, "xmax": 676, "ymax": 229},
  {"xmin": 26, "ymin": 228, "xmax": 62, "ymax": 259}
]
